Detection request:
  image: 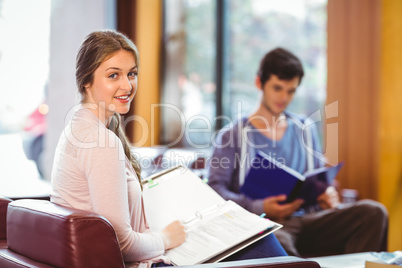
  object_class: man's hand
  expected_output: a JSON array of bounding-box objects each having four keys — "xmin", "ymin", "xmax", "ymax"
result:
[
  {"xmin": 263, "ymin": 194, "xmax": 304, "ymax": 221},
  {"xmin": 317, "ymin": 186, "xmax": 340, "ymax": 209}
]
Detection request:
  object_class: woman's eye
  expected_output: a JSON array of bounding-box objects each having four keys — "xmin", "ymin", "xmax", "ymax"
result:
[
  {"xmin": 109, "ymin": 73, "xmax": 118, "ymax": 79},
  {"xmin": 128, "ymin": 71, "xmax": 138, "ymax": 78},
  {"xmin": 128, "ymin": 72, "xmax": 138, "ymax": 80}
]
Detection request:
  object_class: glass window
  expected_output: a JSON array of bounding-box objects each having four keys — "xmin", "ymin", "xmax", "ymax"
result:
[
  {"xmin": 224, "ymin": 0, "xmax": 327, "ymax": 122},
  {"xmin": 0, "ymin": 0, "xmax": 50, "ymax": 178},
  {"xmin": 161, "ymin": 0, "xmax": 216, "ymax": 148},
  {"xmin": 162, "ymin": 0, "xmax": 327, "ymax": 148}
]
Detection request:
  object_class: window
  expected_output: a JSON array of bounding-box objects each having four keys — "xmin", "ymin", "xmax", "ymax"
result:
[
  {"xmin": 161, "ymin": 0, "xmax": 216, "ymax": 148},
  {"xmin": 0, "ymin": 0, "xmax": 50, "ymax": 177},
  {"xmin": 0, "ymin": 0, "xmax": 117, "ymax": 196},
  {"xmin": 162, "ymin": 0, "xmax": 327, "ymax": 148},
  {"xmin": 224, "ymin": 0, "xmax": 327, "ymax": 120}
]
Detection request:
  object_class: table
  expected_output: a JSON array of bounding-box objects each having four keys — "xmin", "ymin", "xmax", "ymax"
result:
[{"xmin": 308, "ymin": 252, "xmax": 379, "ymax": 268}]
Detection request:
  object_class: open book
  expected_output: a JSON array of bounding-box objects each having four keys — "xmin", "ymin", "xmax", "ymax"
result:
[
  {"xmin": 142, "ymin": 166, "xmax": 282, "ymax": 266},
  {"xmin": 241, "ymin": 151, "xmax": 344, "ymax": 206}
]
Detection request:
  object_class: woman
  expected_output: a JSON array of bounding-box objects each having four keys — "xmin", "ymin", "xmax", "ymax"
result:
[{"xmin": 51, "ymin": 30, "xmax": 286, "ymax": 267}]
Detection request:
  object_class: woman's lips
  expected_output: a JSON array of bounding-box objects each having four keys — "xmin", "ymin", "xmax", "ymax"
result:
[{"xmin": 114, "ymin": 94, "xmax": 131, "ymax": 103}]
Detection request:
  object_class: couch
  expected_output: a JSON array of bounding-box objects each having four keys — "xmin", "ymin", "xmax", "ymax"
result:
[{"xmin": 0, "ymin": 197, "xmax": 320, "ymax": 268}]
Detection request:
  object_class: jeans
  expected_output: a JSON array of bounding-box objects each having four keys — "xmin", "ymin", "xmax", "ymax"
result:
[
  {"xmin": 222, "ymin": 233, "xmax": 287, "ymax": 261},
  {"xmin": 152, "ymin": 233, "xmax": 287, "ymax": 267}
]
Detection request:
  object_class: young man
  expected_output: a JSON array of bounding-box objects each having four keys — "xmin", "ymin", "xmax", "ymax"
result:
[{"xmin": 207, "ymin": 48, "xmax": 388, "ymax": 256}]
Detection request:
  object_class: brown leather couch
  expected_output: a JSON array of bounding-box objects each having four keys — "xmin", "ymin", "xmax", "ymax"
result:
[{"xmin": 0, "ymin": 197, "xmax": 320, "ymax": 268}]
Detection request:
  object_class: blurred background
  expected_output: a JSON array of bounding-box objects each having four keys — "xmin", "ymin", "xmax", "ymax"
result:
[{"xmin": 0, "ymin": 0, "xmax": 400, "ymax": 251}]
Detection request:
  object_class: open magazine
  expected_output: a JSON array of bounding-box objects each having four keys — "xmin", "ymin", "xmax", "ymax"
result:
[
  {"xmin": 241, "ymin": 150, "xmax": 344, "ymax": 206},
  {"xmin": 142, "ymin": 166, "xmax": 282, "ymax": 266}
]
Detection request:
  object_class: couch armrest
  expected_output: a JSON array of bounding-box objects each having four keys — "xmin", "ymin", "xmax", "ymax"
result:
[
  {"xmin": 7, "ymin": 199, "xmax": 124, "ymax": 268},
  {"xmin": 179, "ymin": 256, "xmax": 321, "ymax": 268}
]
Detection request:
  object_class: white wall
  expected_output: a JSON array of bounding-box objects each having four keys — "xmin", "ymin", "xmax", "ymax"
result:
[{"xmin": 43, "ymin": 0, "xmax": 116, "ymax": 180}]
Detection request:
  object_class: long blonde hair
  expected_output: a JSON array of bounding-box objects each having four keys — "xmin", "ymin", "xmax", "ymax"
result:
[{"xmin": 76, "ymin": 30, "xmax": 142, "ymax": 188}]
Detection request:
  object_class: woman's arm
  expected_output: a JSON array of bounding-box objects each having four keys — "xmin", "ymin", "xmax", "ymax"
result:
[{"xmin": 79, "ymin": 131, "xmax": 165, "ymax": 262}]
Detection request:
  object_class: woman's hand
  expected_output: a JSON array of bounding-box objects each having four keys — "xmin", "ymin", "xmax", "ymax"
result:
[
  {"xmin": 317, "ymin": 186, "xmax": 340, "ymax": 209},
  {"xmin": 160, "ymin": 220, "xmax": 186, "ymax": 250},
  {"xmin": 263, "ymin": 194, "xmax": 304, "ymax": 221}
]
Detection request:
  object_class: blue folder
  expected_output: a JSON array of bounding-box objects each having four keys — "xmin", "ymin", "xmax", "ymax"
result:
[{"xmin": 240, "ymin": 151, "xmax": 344, "ymax": 206}]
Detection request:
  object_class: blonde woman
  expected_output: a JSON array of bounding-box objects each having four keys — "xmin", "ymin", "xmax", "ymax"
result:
[
  {"xmin": 51, "ymin": 30, "xmax": 185, "ymax": 266},
  {"xmin": 51, "ymin": 30, "xmax": 286, "ymax": 267}
]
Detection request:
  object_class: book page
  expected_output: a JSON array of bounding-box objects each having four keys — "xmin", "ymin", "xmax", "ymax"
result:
[
  {"xmin": 166, "ymin": 200, "xmax": 277, "ymax": 266},
  {"xmin": 304, "ymin": 162, "xmax": 344, "ymax": 183},
  {"xmin": 143, "ymin": 167, "xmax": 282, "ymax": 266},
  {"xmin": 143, "ymin": 167, "xmax": 225, "ymax": 231}
]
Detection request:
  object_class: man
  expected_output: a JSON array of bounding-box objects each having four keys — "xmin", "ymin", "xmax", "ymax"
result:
[{"xmin": 208, "ymin": 48, "xmax": 388, "ymax": 256}]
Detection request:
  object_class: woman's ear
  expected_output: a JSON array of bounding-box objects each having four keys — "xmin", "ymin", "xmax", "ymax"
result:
[
  {"xmin": 82, "ymin": 83, "xmax": 93, "ymax": 103},
  {"xmin": 84, "ymin": 82, "xmax": 93, "ymax": 94},
  {"xmin": 83, "ymin": 82, "xmax": 90, "ymax": 92},
  {"xmin": 255, "ymin": 76, "xmax": 263, "ymax": 90}
]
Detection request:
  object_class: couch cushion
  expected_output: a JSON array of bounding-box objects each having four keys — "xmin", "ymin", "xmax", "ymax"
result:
[
  {"xmin": 7, "ymin": 199, "xmax": 124, "ymax": 268},
  {"xmin": 0, "ymin": 246, "xmax": 54, "ymax": 268},
  {"xmin": 0, "ymin": 196, "xmax": 12, "ymax": 240}
]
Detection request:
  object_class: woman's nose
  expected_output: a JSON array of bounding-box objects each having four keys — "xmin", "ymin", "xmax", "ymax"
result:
[{"xmin": 121, "ymin": 77, "xmax": 132, "ymax": 91}]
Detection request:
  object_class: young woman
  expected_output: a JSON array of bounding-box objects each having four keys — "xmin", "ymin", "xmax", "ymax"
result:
[{"xmin": 51, "ymin": 30, "xmax": 286, "ymax": 267}]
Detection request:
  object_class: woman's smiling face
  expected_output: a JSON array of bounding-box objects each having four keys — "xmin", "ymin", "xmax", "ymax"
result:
[{"xmin": 84, "ymin": 49, "xmax": 138, "ymax": 124}]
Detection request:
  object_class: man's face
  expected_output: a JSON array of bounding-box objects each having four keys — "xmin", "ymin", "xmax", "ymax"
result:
[{"xmin": 257, "ymin": 74, "xmax": 300, "ymax": 116}]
